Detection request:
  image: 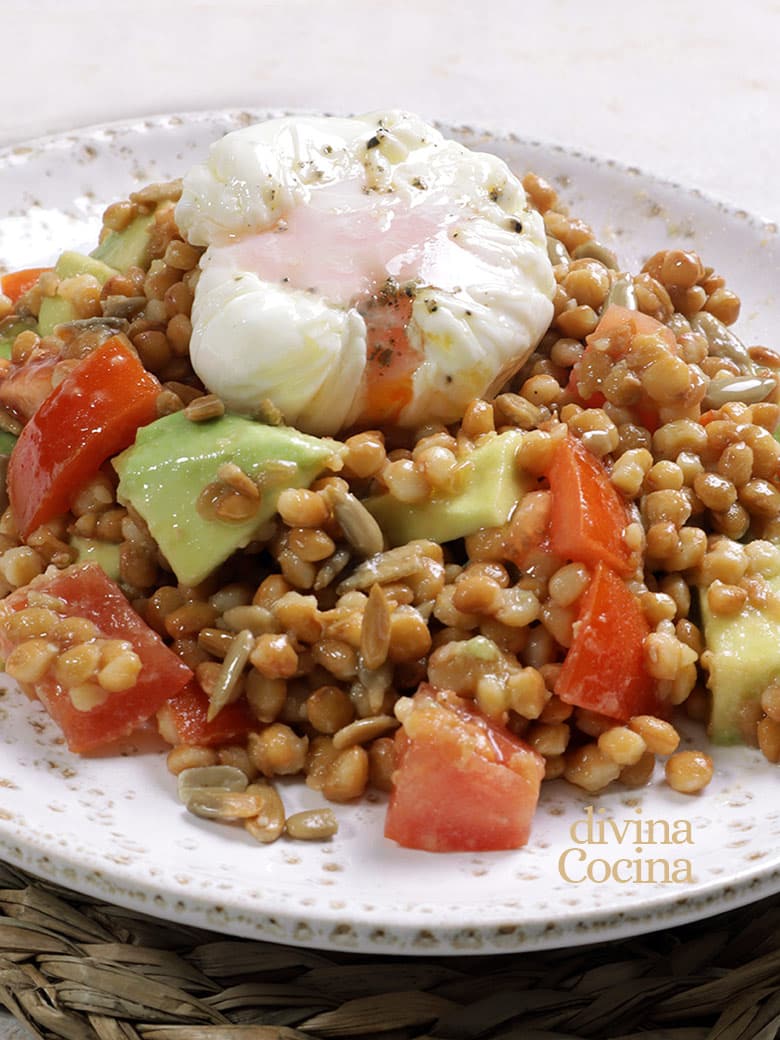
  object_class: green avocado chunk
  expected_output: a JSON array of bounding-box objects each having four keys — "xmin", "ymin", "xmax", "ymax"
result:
[
  {"xmin": 365, "ymin": 429, "xmax": 532, "ymax": 547},
  {"xmin": 70, "ymin": 537, "xmax": 122, "ymax": 582},
  {"xmin": 55, "ymin": 250, "xmax": 117, "ymax": 283},
  {"xmin": 91, "ymin": 211, "xmax": 155, "ymax": 272},
  {"xmin": 38, "ymin": 251, "xmax": 118, "ymax": 336},
  {"xmin": 113, "ymin": 411, "xmax": 343, "ymax": 586},
  {"xmin": 699, "ymin": 541, "xmax": 780, "ymax": 743}
]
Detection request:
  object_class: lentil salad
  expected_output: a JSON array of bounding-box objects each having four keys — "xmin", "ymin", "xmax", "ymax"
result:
[{"xmin": 0, "ymin": 115, "xmax": 778, "ymax": 855}]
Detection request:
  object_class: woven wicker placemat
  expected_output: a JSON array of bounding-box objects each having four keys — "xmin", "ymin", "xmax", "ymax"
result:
[{"xmin": 0, "ymin": 862, "xmax": 777, "ymax": 1040}]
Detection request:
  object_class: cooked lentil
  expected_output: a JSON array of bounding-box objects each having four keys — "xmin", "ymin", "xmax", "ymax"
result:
[
  {"xmin": 597, "ymin": 726, "xmax": 647, "ymax": 766},
  {"xmin": 619, "ymin": 751, "xmax": 656, "ymax": 787},
  {"xmin": 322, "ymin": 745, "xmax": 370, "ymax": 801},
  {"xmin": 664, "ymin": 750, "xmax": 714, "ymax": 793},
  {"xmin": 564, "ymin": 744, "xmax": 622, "ymax": 793},
  {"xmin": 628, "ymin": 716, "xmax": 680, "ymax": 755}
]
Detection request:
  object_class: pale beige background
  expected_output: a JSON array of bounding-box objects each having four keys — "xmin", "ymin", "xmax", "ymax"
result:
[
  {"xmin": 3, "ymin": 0, "xmax": 780, "ymax": 220},
  {"xmin": 0, "ymin": 0, "xmax": 778, "ymax": 1034}
]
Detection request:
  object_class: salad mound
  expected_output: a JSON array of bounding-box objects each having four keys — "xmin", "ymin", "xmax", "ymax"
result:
[{"xmin": 0, "ymin": 112, "xmax": 778, "ymax": 855}]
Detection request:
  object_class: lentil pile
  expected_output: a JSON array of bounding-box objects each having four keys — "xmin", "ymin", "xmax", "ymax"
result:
[{"xmin": 0, "ymin": 166, "xmax": 778, "ymax": 849}]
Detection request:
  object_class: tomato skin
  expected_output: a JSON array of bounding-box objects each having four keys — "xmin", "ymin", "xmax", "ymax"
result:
[
  {"xmin": 1, "ymin": 267, "xmax": 51, "ymax": 304},
  {"xmin": 0, "ymin": 564, "xmax": 192, "ymax": 752},
  {"xmin": 157, "ymin": 681, "xmax": 254, "ymax": 747},
  {"xmin": 548, "ymin": 435, "xmax": 632, "ymax": 575},
  {"xmin": 556, "ymin": 561, "xmax": 662, "ymax": 721},
  {"xmin": 384, "ymin": 687, "xmax": 545, "ymax": 852},
  {"xmin": 8, "ymin": 336, "xmax": 160, "ymax": 538}
]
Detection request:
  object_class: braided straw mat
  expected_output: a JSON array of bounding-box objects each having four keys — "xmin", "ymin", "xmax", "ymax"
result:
[{"xmin": 0, "ymin": 861, "xmax": 777, "ymax": 1040}]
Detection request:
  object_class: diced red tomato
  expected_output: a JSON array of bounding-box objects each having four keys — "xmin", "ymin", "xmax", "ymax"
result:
[
  {"xmin": 548, "ymin": 434, "xmax": 632, "ymax": 575},
  {"xmin": 0, "ymin": 564, "xmax": 192, "ymax": 752},
  {"xmin": 1, "ymin": 267, "xmax": 51, "ymax": 304},
  {"xmin": 7, "ymin": 336, "xmax": 160, "ymax": 537},
  {"xmin": 157, "ymin": 680, "xmax": 254, "ymax": 747},
  {"xmin": 556, "ymin": 561, "xmax": 662, "ymax": 720},
  {"xmin": 385, "ymin": 686, "xmax": 545, "ymax": 852}
]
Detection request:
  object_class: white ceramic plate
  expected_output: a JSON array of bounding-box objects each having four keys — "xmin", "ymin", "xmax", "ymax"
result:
[{"xmin": 0, "ymin": 111, "xmax": 778, "ymax": 955}]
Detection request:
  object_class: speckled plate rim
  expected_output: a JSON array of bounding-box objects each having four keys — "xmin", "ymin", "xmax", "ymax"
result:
[
  {"xmin": 2, "ymin": 793, "xmax": 779, "ymax": 955},
  {"xmin": 0, "ymin": 109, "xmax": 778, "ymax": 956},
  {"xmin": 2, "ymin": 105, "xmax": 777, "ymax": 232}
]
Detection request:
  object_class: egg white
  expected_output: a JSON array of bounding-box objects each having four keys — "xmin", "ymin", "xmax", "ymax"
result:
[{"xmin": 190, "ymin": 266, "xmax": 366, "ymax": 435}]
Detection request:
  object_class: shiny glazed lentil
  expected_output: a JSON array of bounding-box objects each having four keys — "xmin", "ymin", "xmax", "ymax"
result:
[{"xmin": 0, "ymin": 166, "xmax": 778, "ymax": 848}]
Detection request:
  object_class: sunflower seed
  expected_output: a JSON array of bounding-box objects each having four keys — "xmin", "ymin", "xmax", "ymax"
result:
[
  {"xmin": 186, "ymin": 788, "xmax": 267, "ymax": 821},
  {"xmin": 332, "ymin": 714, "xmax": 399, "ymax": 751},
  {"xmin": 337, "ymin": 542, "xmax": 433, "ymax": 593},
  {"xmin": 325, "ymin": 484, "xmax": 384, "ymax": 557},
  {"xmin": 572, "ymin": 239, "xmax": 619, "ymax": 269},
  {"xmin": 285, "ymin": 808, "xmax": 338, "ymax": 841},
  {"xmin": 207, "ymin": 629, "xmax": 254, "ymax": 721},
  {"xmin": 176, "ymin": 765, "xmax": 248, "ymax": 804},
  {"xmin": 691, "ymin": 311, "xmax": 756, "ymax": 372},
  {"xmin": 704, "ymin": 374, "xmax": 777, "ymax": 408},
  {"xmin": 244, "ymin": 784, "xmax": 286, "ymax": 844},
  {"xmin": 360, "ymin": 584, "xmax": 392, "ymax": 669},
  {"xmin": 314, "ymin": 547, "xmax": 352, "ymax": 591}
]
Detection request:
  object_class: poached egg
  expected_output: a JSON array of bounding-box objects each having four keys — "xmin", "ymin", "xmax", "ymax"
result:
[{"xmin": 175, "ymin": 111, "xmax": 555, "ymax": 436}]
